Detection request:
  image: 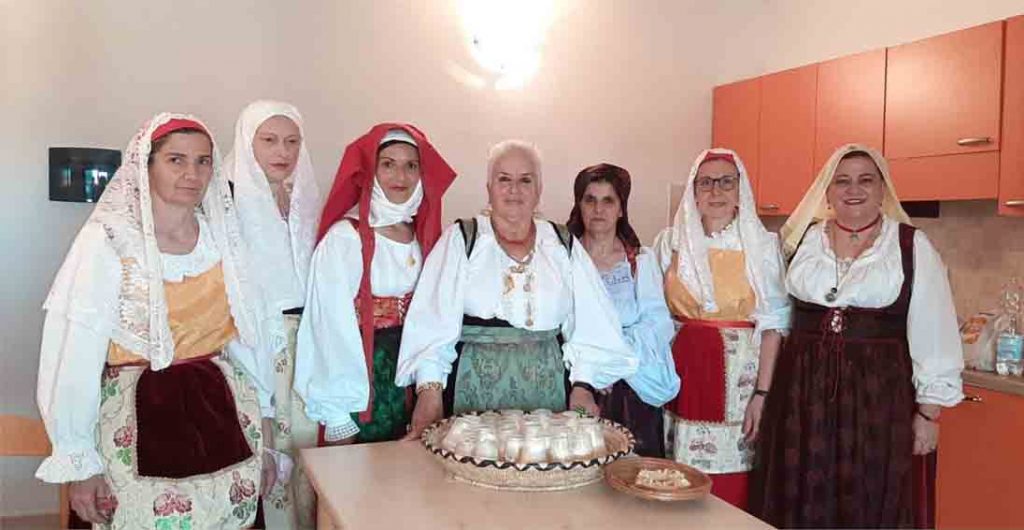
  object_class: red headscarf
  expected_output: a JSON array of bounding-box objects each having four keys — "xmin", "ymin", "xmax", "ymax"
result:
[
  {"xmin": 151, "ymin": 118, "xmax": 208, "ymax": 141},
  {"xmin": 317, "ymin": 123, "xmax": 456, "ymax": 422}
]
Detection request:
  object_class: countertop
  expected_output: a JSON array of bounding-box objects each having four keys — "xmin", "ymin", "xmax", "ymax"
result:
[
  {"xmin": 963, "ymin": 369, "xmax": 1024, "ymax": 398},
  {"xmin": 300, "ymin": 441, "xmax": 773, "ymax": 530}
]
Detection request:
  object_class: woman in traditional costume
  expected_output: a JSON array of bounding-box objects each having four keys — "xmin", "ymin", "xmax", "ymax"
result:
[
  {"xmin": 653, "ymin": 148, "xmax": 790, "ymax": 510},
  {"xmin": 37, "ymin": 113, "xmax": 278, "ymax": 528},
  {"xmin": 224, "ymin": 100, "xmax": 322, "ymax": 528},
  {"xmin": 752, "ymin": 144, "xmax": 963, "ymax": 528},
  {"xmin": 399, "ymin": 140, "xmax": 637, "ymax": 439},
  {"xmin": 566, "ymin": 163, "xmax": 679, "ymax": 457},
  {"xmin": 294, "ymin": 124, "xmax": 456, "ymax": 445}
]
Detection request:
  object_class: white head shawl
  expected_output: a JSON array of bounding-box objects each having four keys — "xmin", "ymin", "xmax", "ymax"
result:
[
  {"xmin": 43, "ymin": 113, "xmax": 274, "ymax": 370},
  {"xmin": 224, "ymin": 100, "xmax": 322, "ymax": 326},
  {"xmin": 670, "ymin": 148, "xmax": 782, "ymax": 315},
  {"xmin": 345, "ymin": 128, "xmax": 423, "ymax": 227},
  {"xmin": 780, "ymin": 143, "xmax": 912, "ymax": 259}
]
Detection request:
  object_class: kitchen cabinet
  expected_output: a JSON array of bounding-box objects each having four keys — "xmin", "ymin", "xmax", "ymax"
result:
[
  {"xmin": 712, "ymin": 77, "xmax": 761, "ymax": 195},
  {"xmin": 936, "ymin": 382, "xmax": 1024, "ymax": 529},
  {"xmin": 999, "ymin": 16, "xmax": 1024, "ymax": 216},
  {"xmin": 814, "ymin": 49, "xmax": 886, "ymax": 172},
  {"xmin": 757, "ymin": 64, "xmax": 817, "ymax": 215},
  {"xmin": 884, "ymin": 22, "xmax": 1003, "ymax": 200}
]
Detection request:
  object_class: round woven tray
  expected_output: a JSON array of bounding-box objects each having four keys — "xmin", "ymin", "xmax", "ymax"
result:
[{"xmin": 421, "ymin": 412, "xmax": 636, "ymax": 491}]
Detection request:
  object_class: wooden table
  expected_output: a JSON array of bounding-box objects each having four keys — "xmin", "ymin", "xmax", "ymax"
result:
[{"xmin": 300, "ymin": 441, "xmax": 773, "ymax": 529}]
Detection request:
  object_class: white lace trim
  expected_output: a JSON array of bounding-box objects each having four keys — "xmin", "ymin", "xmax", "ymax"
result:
[
  {"xmin": 324, "ymin": 419, "xmax": 360, "ymax": 441},
  {"xmin": 35, "ymin": 448, "xmax": 105, "ymax": 483},
  {"xmin": 160, "ymin": 215, "xmax": 222, "ymax": 282}
]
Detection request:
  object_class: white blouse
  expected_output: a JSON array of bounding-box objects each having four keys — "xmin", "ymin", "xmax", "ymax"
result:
[
  {"xmin": 35, "ymin": 216, "xmax": 273, "ymax": 483},
  {"xmin": 599, "ymin": 250, "xmax": 680, "ymax": 406},
  {"xmin": 293, "ymin": 220, "xmax": 422, "ymax": 435},
  {"xmin": 787, "ymin": 218, "xmax": 964, "ymax": 406},
  {"xmin": 395, "ymin": 216, "xmax": 638, "ymax": 391}
]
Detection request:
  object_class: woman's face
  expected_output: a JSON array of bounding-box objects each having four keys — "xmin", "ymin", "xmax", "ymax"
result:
[
  {"xmin": 252, "ymin": 115, "xmax": 302, "ymax": 184},
  {"xmin": 487, "ymin": 149, "xmax": 540, "ymax": 220},
  {"xmin": 375, "ymin": 142, "xmax": 421, "ymax": 204},
  {"xmin": 149, "ymin": 132, "xmax": 214, "ymax": 209},
  {"xmin": 826, "ymin": 155, "xmax": 885, "ymax": 223},
  {"xmin": 693, "ymin": 159, "xmax": 740, "ymax": 223},
  {"xmin": 579, "ymin": 181, "xmax": 622, "ymax": 237}
]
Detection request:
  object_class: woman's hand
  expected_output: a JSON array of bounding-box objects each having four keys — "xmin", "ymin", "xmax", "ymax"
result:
[
  {"xmin": 569, "ymin": 386, "xmax": 601, "ymax": 416},
  {"xmin": 260, "ymin": 418, "xmax": 278, "ymax": 497},
  {"xmin": 742, "ymin": 395, "xmax": 765, "ymax": 443},
  {"xmin": 913, "ymin": 406, "xmax": 940, "ymax": 455},
  {"xmin": 261, "ymin": 450, "xmax": 278, "ymax": 498},
  {"xmin": 403, "ymin": 388, "xmax": 444, "ymax": 441},
  {"xmin": 69, "ymin": 474, "xmax": 115, "ymax": 524}
]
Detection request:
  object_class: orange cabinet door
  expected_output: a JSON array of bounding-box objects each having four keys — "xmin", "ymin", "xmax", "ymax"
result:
[
  {"xmin": 1000, "ymin": 16, "xmax": 1024, "ymax": 217},
  {"xmin": 712, "ymin": 77, "xmax": 761, "ymax": 195},
  {"xmin": 758, "ymin": 64, "xmax": 817, "ymax": 216},
  {"xmin": 884, "ymin": 22, "xmax": 1003, "ymax": 200},
  {"xmin": 814, "ymin": 49, "xmax": 886, "ymax": 173},
  {"xmin": 936, "ymin": 386, "xmax": 1024, "ymax": 529}
]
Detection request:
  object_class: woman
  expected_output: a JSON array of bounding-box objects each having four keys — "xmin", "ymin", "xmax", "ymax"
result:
[
  {"xmin": 566, "ymin": 163, "xmax": 679, "ymax": 457},
  {"xmin": 399, "ymin": 140, "xmax": 637, "ymax": 439},
  {"xmin": 653, "ymin": 148, "xmax": 790, "ymax": 510},
  {"xmin": 36, "ymin": 114, "xmax": 277, "ymax": 528},
  {"xmin": 294, "ymin": 124, "xmax": 456, "ymax": 445},
  {"xmin": 225, "ymin": 100, "xmax": 322, "ymax": 528},
  {"xmin": 752, "ymin": 144, "xmax": 964, "ymax": 528}
]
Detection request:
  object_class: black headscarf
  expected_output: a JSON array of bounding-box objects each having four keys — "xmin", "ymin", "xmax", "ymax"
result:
[{"xmin": 567, "ymin": 163, "xmax": 642, "ymax": 251}]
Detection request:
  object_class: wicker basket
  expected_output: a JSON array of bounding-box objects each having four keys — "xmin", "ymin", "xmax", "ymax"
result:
[{"xmin": 421, "ymin": 412, "xmax": 635, "ymax": 491}]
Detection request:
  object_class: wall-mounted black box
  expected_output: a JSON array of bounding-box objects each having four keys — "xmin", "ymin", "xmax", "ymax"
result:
[{"xmin": 49, "ymin": 147, "xmax": 121, "ymax": 203}]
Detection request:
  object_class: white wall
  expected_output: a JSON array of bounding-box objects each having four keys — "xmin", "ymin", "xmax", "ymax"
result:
[{"xmin": 3, "ymin": 0, "xmax": 1023, "ymax": 517}]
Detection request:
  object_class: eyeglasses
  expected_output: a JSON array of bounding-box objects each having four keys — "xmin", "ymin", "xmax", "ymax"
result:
[{"xmin": 694, "ymin": 175, "xmax": 739, "ymax": 192}]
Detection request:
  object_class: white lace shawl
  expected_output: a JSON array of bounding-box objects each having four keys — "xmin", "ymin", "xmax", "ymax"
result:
[
  {"xmin": 669, "ymin": 148, "xmax": 790, "ymax": 337},
  {"xmin": 224, "ymin": 100, "xmax": 322, "ymax": 345},
  {"xmin": 42, "ymin": 112, "xmax": 274, "ymax": 370}
]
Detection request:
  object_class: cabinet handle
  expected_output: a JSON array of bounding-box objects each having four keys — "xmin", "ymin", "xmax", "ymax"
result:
[
  {"xmin": 760, "ymin": 204, "xmax": 780, "ymax": 211},
  {"xmin": 957, "ymin": 137, "xmax": 992, "ymax": 146},
  {"xmin": 1004, "ymin": 200, "xmax": 1024, "ymax": 207},
  {"xmin": 963, "ymin": 394, "xmax": 983, "ymax": 403}
]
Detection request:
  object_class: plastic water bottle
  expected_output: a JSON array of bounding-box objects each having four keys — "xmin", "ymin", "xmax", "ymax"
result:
[{"xmin": 996, "ymin": 277, "xmax": 1023, "ymax": 376}]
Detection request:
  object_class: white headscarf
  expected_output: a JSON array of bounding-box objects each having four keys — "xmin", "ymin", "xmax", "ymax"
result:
[
  {"xmin": 225, "ymin": 101, "xmax": 322, "ymax": 322},
  {"xmin": 345, "ymin": 129, "xmax": 423, "ymax": 227},
  {"xmin": 780, "ymin": 143, "xmax": 912, "ymax": 259},
  {"xmin": 670, "ymin": 148, "xmax": 783, "ymax": 315},
  {"xmin": 43, "ymin": 112, "xmax": 274, "ymax": 370}
]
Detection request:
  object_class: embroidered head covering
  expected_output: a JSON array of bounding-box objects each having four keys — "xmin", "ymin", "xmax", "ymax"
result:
[
  {"xmin": 224, "ymin": 100, "xmax": 322, "ymax": 346},
  {"xmin": 44, "ymin": 112, "xmax": 274, "ymax": 370},
  {"xmin": 669, "ymin": 148, "xmax": 780, "ymax": 315},
  {"xmin": 566, "ymin": 163, "xmax": 642, "ymax": 252},
  {"xmin": 317, "ymin": 123, "xmax": 456, "ymax": 421},
  {"xmin": 780, "ymin": 143, "xmax": 911, "ymax": 259}
]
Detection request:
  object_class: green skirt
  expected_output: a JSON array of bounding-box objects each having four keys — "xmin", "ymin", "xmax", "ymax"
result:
[
  {"xmin": 448, "ymin": 323, "xmax": 566, "ymax": 414},
  {"xmin": 351, "ymin": 327, "xmax": 410, "ymax": 443}
]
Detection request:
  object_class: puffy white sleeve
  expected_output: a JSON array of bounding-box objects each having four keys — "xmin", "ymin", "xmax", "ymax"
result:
[
  {"xmin": 622, "ymin": 250, "xmax": 680, "ymax": 406},
  {"xmin": 652, "ymin": 227, "xmax": 674, "ymax": 274},
  {"xmin": 224, "ymin": 340, "xmax": 275, "ymax": 418},
  {"xmin": 36, "ymin": 225, "xmax": 119, "ymax": 483},
  {"xmin": 395, "ymin": 224, "xmax": 467, "ymax": 388},
  {"xmin": 907, "ymin": 231, "xmax": 964, "ymax": 407},
  {"xmin": 561, "ymin": 238, "xmax": 638, "ymax": 388},
  {"xmin": 292, "ymin": 223, "xmax": 366, "ymax": 434},
  {"xmin": 752, "ymin": 233, "xmax": 792, "ymax": 335}
]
